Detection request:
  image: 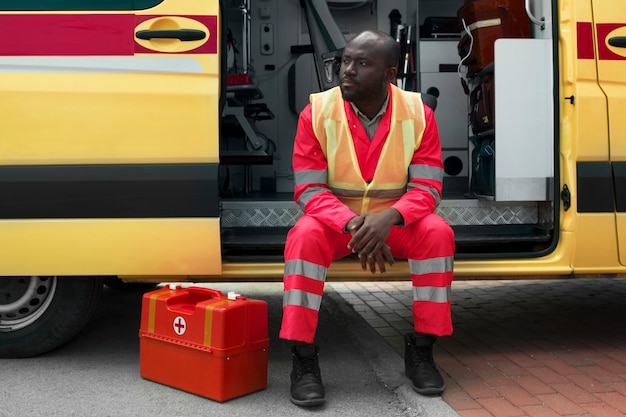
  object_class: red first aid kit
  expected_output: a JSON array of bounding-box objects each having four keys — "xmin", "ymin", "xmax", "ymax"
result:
[
  {"xmin": 139, "ymin": 285, "xmax": 269, "ymax": 402},
  {"xmin": 457, "ymin": 0, "xmax": 531, "ymax": 77}
]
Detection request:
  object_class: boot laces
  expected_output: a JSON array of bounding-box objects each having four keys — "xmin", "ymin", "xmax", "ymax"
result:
[
  {"xmin": 410, "ymin": 343, "xmax": 435, "ymax": 368},
  {"xmin": 294, "ymin": 353, "xmax": 320, "ymax": 379}
]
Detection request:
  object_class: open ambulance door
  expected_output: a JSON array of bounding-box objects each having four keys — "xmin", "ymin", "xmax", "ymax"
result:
[
  {"xmin": 588, "ymin": 3, "xmax": 626, "ymax": 267},
  {"xmin": 0, "ymin": 0, "xmax": 222, "ymax": 277},
  {"xmin": 0, "ymin": 0, "xmax": 222, "ymax": 358}
]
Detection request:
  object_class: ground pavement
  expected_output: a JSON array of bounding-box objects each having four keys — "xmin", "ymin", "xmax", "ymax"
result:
[{"xmin": 329, "ymin": 278, "xmax": 626, "ymax": 417}]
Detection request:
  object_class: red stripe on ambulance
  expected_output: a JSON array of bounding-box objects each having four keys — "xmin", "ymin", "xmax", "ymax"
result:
[
  {"xmin": 577, "ymin": 22, "xmax": 595, "ymax": 59},
  {"xmin": 0, "ymin": 14, "xmax": 217, "ymax": 56}
]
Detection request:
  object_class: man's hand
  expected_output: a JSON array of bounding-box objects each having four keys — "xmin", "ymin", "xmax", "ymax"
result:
[
  {"xmin": 345, "ymin": 209, "xmax": 402, "ymax": 274},
  {"xmin": 361, "ymin": 243, "xmax": 394, "ymax": 274}
]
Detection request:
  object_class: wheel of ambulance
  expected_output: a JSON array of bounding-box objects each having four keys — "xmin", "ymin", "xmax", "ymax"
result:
[{"xmin": 0, "ymin": 276, "xmax": 103, "ymax": 358}]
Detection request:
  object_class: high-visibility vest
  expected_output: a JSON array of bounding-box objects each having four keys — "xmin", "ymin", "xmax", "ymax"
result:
[{"xmin": 310, "ymin": 85, "xmax": 426, "ymax": 214}]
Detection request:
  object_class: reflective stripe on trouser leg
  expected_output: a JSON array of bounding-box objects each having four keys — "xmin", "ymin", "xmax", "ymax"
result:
[
  {"xmin": 410, "ymin": 257, "xmax": 454, "ymax": 336},
  {"xmin": 387, "ymin": 213, "xmax": 455, "ymax": 337},
  {"xmin": 279, "ymin": 215, "xmax": 352, "ymax": 343}
]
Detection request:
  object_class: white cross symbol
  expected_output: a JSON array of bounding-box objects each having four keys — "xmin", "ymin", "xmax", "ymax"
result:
[{"xmin": 173, "ymin": 316, "xmax": 187, "ymax": 335}]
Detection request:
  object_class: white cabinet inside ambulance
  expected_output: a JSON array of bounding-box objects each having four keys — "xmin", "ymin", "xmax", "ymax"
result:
[{"xmin": 2, "ymin": 0, "xmax": 626, "ymax": 358}]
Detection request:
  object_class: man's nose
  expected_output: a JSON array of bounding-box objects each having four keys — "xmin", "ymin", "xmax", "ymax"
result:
[{"xmin": 343, "ymin": 62, "xmax": 356, "ymax": 75}]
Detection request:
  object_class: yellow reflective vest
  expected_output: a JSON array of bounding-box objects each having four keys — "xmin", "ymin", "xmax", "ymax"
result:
[{"xmin": 310, "ymin": 84, "xmax": 427, "ymax": 214}]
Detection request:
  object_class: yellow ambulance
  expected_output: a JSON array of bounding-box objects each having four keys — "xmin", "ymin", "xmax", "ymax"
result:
[{"xmin": 0, "ymin": 0, "xmax": 624, "ymax": 356}]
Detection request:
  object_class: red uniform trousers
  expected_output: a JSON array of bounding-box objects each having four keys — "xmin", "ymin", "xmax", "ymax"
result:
[{"xmin": 279, "ymin": 212, "xmax": 455, "ymax": 344}]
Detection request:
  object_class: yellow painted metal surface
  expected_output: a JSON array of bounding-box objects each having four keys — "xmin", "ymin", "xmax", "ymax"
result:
[
  {"xmin": 591, "ymin": 2, "xmax": 626, "ymax": 266},
  {"xmin": 0, "ymin": 218, "xmax": 222, "ymax": 276},
  {"xmin": 0, "ymin": 72, "xmax": 218, "ymax": 165}
]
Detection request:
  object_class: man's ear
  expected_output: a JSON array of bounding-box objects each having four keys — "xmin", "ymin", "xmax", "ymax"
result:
[{"xmin": 385, "ymin": 66, "xmax": 398, "ymax": 83}]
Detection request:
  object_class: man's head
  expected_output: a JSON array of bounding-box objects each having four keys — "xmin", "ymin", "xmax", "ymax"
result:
[{"xmin": 339, "ymin": 30, "xmax": 399, "ymax": 112}]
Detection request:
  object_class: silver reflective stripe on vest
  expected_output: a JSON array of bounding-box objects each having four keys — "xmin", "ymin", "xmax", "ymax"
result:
[
  {"xmin": 409, "ymin": 164, "xmax": 444, "ymax": 182},
  {"xmin": 413, "ymin": 286, "xmax": 452, "ymax": 303},
  {"xmin": 328, "ymin": 187, "xmax": 364, "ymax": 197},
  {"xmin": 408, "ymin": 256, "xmax": 454, "ymax": 275},
  {"xmin": 298, "ymin": 186, "xmax": 328, "ymax": 208},
  {"xmin": 367, "ymin": 188, "xmax": 406, "ymax": 198},
  {"xmin": 284, "ymin": 259, "xmax": 327, "ymax": 282},
  {"xmin": 295, "ymin": 169, "xmax": 327, "ymax": 186},
  {"xmin": 284, "ymin": 289, "xmax": 323, "ymax": 311}
]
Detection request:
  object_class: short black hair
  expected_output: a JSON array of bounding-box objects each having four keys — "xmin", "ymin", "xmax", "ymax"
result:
[
  {"xmin": 348, "ymin": 30, "xmax": 400, "ymax": 68},
  {"xmin": 378, "ymin": 31, "xmax": 400, "ymax": 68}
]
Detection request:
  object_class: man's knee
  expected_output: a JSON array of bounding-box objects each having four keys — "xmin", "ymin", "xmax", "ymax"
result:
[
  {"xmin": 403, "ymin": 214, "xmax": 455, "ymax": 256},
  {"xmin": 422, "ymin": 214, "xmax": 454, "ymax": 242},
  {"xmin": 285, "ymin": 215, "xmax": 336, "ymax": 262},
  {"xmin": 287, "ymin": 215, "xmax": 327, "ymax": 241}
]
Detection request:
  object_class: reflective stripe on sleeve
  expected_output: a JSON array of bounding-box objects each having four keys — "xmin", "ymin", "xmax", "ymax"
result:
[
  {"xmin": 298, "ymin": 186, "xmax": 328, "ymax": 207},
  {"xmin": 413, "ymin": 286, "xmax": 452, "ymax": 303},
  {"xmin": 283, "ymin": 289, "xmax": 323, "ymax": 311},
  {"xmin": 407, "ymin": 183, "xmax": 441, "ymax": 206},
  {"xmin": 294, "ymin": 169, "xmax": 327, "ymax": 186},
  {"xmin": 409, "ymin": 164, "xmax": 444, "ymax": 182},
  {"xmin": 409, "ymin": 256, "xmax": 454, "ymax": 275},
  {"xmin": 284, "ymin": 259, "xmax": 327, "ymax": 282}
]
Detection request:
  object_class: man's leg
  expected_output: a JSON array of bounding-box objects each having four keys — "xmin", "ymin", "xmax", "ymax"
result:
[
  {"xmin": 388, "ymin": 213, "xmax": 455, "ymax": 395},
  {"xmin": 280, "ymin": 214, "xmax": 351, "ymax": 406}
]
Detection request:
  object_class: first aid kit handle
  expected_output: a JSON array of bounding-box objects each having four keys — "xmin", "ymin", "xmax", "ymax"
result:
[
  {"xmin": 136, "ymin": 29, "xmax": 206, "ymax": 42},
  {"xmin": 186, "ymin": 286, "xmax": 225, "ymax": 299}
]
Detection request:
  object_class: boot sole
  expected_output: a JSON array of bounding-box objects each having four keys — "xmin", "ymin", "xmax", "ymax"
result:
[
  {"xmin": 290, "ymin": 396, "xmax": 326, "ymax": 407},
  {"xmin": 405, "ymin": 371, "xmax": 445, "ymax": 395},
  {"xmin": 411, "ymin": 383, "xmax": 445, "ymax": 396}
]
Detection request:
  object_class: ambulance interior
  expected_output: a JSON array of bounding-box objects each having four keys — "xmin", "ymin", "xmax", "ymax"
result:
[{"xmin": 218, "ymin": 0, "xmax": 556, "ymax": 260}]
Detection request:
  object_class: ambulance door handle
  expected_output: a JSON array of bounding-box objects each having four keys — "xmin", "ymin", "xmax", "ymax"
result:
[
  {"xmin": 608, "ymin": 37, "xmax": 626, "ymax": 48},
  {"xmin": 136, "ymin": 29, "xmax": 206, "ymax": 41}
]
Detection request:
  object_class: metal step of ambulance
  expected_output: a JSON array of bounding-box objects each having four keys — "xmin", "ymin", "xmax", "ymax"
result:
[{"xmin": 220, "ymin": 197, "xmax": 554, "ymax": 257}]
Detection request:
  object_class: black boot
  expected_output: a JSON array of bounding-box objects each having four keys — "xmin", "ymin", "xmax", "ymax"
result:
[
  {"xmin": 290, "ymin": 344, "xmax": 326, "ymax": 407},
  {"xmin": 404, "ymin": 332, "xmax": 445, "ymax": 395}
]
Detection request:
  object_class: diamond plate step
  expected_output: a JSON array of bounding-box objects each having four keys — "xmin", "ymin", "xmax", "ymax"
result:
[{"xmin": 220, "ymin": 199, "xmax": 552, "ymax": 228}]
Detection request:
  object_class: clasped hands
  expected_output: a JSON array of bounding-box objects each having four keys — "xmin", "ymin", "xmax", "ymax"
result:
[{"xmin": 345, "ymin": 208, "xmax": 402, "ymax": 274}]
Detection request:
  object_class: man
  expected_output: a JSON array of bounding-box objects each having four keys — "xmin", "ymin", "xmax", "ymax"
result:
[{"xmin": 280, "ymin": 30, "xmax": 455, "ymax": 407}]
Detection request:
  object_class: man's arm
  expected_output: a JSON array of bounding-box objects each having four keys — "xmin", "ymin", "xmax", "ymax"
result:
[
  {"xmin": 293, "ymin": 104, "xmax": 358, "ymax": 233},
  {"xmin": 391, "ymin": 104, "xmax": 444, "ymax": 226}
]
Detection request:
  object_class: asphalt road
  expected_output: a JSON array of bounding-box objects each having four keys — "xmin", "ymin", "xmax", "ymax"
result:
[{"xmin": 0, "ymin": 282, "xmax": 457, "ymax": 417}]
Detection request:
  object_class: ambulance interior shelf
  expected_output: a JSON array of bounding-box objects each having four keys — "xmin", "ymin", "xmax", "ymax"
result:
[
  {"xmin": 220, "ymin": 74, "xmax": 275, "ymax": 194},
  {"xmin": 223, "ymin": 73, "xmax": 275, "ymax": 145}
]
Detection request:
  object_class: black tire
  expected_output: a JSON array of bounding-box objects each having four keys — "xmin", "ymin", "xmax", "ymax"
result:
[{"xmin": 0, "ymin": 276, "xmax": 103, "ymax": 358}]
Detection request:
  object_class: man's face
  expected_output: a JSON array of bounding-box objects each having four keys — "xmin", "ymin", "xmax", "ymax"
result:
[{"xmin": 339, "ymin": 36, "xmax": 389, "ymax": 105}]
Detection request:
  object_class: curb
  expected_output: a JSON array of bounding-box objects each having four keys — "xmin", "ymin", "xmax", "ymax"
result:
[{"xmin": 324, "ymin": 288, "xmax": 460, "ymax": 417}]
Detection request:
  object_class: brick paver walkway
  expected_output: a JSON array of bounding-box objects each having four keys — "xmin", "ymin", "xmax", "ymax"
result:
[{"xmin": 329, "ymin": 279, "xmax": 626, "ymax": 417}]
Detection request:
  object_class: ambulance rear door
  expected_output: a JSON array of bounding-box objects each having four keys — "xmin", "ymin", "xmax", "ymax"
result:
[{"xmin": 0, "ymin": 0, "xmax": 223, "ymax": 276}]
